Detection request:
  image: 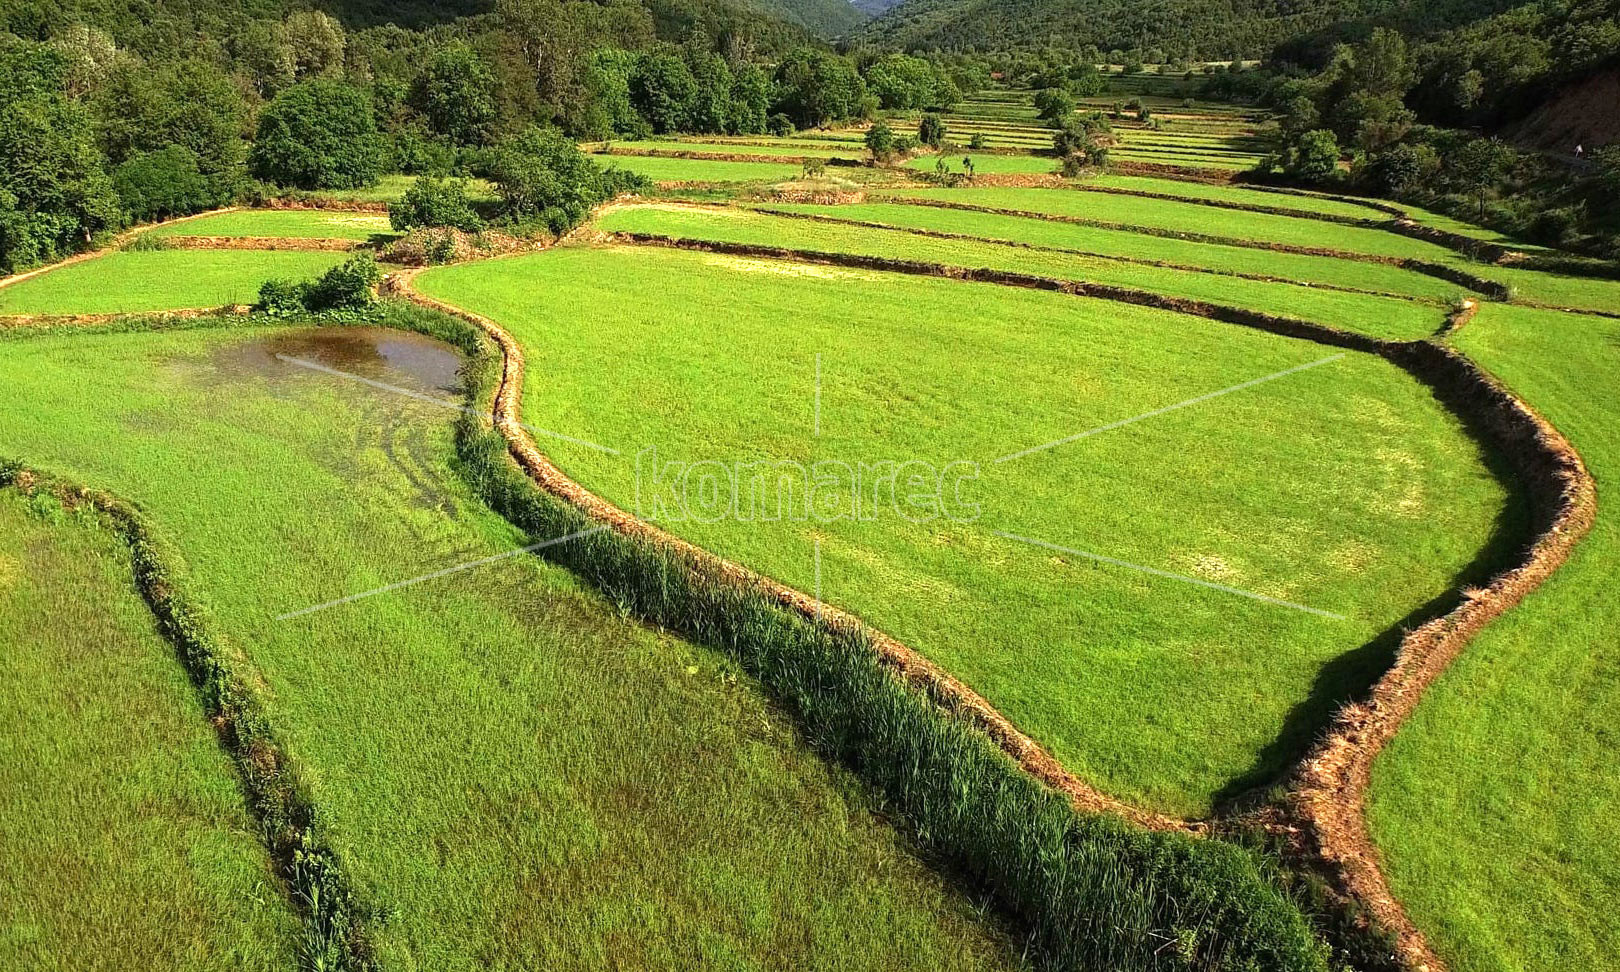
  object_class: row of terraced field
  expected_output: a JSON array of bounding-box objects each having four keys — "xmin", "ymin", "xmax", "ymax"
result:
[{"xmin": 2, "ymin": 140, "xmax": 1616, "ymax": 972}]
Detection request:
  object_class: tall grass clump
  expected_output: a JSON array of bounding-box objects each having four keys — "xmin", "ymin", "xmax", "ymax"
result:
[
  {"xmin": 0, "ymin": 460, "xmax": 379, "ymax": 971},
  {"xmin": 368, "ymin": 301, "xmax": 1331, "ymax": 972}
]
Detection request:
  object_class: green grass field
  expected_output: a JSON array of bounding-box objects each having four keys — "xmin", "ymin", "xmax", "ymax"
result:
[
  {"xmin": 308, "ymin": 174, "xmax": 498, "ymax": 203},
  {"xmin": 878, "ymin": 187, "xmax": 1461, "ymax": 261},
  {"xmin": 754, "ymin": 200, "xmax": 1462, "ymax": 298},
  {"xmin": 602, "ymin": 139, "xmax": 861, "ymax": 159},
  {"xmin": 147, "ymin": 209, "xmax": 395, "ymax": 240},
  {"xmin": 907, "ymin": 152, "xmax": 1059, "ymax": 175},
  {"xmin": 417, "ymin": 243, "xmax": 1510, "ymax": 815},
  {"xmin": 599, "ymin": 203, "xmax": 1450, "ymax": 338},
  {"xmin": 1369, "ymin": 303, "xmax": 1620, "ymax": 972},
  {"xmin": 0, "ymin": 251, "xmax": 347, "ymax": 316},
  {"xmin": 1082, "ymin": 176, "xmax": 1394, "ymax": 220},
  {"xmin": 0, "ymin": 322, "xmax": 1018, "ymax": 970},
  {"xmin": 589, "ymin": 153, "xmax": 805, "ymax": 182},
  {"xmin": 0, "ymin": 489, "xmax": 298, "ymax": 971}
]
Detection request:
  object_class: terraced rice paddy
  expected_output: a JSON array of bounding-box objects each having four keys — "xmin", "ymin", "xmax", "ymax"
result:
[
  {"xmin": 0, "ymin": 322, "xmax": 1019, "ymax": 970},
  {"xmin": 1369, "ymin": 303, "xmax": 1620, "ymax": 972},
  {"xmin": 0, "ymin": 489, "xmax": 298, "ymax": 971},
  {"xmin": 144, "ymin": 209, "xmax": 396, "ymax": 241},
  {"xmin": 0, "ymin": 251, "xmax": 347, "ymax": 316},
  {"xmin": 598, "ymin": 203, "xmax": 1452, "ymax": 338},
  {"xmin": 416, "ymin": 243, "xmax": 1509, "ymax": 814},
  {"xmin": 6, "ymin": 123, "xmax": 1620, "ymax": 972}
]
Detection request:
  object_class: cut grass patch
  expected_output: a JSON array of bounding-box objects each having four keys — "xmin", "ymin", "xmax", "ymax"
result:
[
  {"xmin": 0, "ymin": 489, "xmax": 299, "ymax": 971},
  {"xmin": 0, "ymin": 251, "xmax": 347, "ymax": 316},
  {"xmin": 417, "ymin": 244, "xmax": 1510, "ymax": 815}
]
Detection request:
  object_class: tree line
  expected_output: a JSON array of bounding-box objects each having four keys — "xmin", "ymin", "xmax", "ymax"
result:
[{"xmin": 0, "ymin": 3, "xmax": 970, "ymax": 273}]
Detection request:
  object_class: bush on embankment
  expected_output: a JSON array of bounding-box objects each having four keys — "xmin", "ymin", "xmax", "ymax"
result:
[{"xmin": 363, "ymin": 299, "xmax": 1333, "ymax": 972}]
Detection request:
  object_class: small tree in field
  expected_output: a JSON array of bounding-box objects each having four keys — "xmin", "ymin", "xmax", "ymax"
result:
[
  {"xmin": 918, "ymin": 113, "xmax": 946, "ymax": 148},
  {"xmin": 1449, "ymin": 137, "xmax": 1517, "ymax": 220},
  {"xmin": 1286, "ymin": 129, "xmax": 1340, "ymax": 182},
  {"xmin": 389, "ymin": 177, "xmax": 483, "ymax": 232},
  {"xmin": 250, "ymin": 79, "xmax": 384, "ymax": 189},
  {"xmin": 864, "ymin": 121, "xmax": 898, "ymax": 162}
]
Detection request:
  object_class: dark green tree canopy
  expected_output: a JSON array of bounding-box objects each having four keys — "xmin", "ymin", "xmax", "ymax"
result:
[{"xmin": 250, "ymin": 79, "xmax": 386, "ymax": 190}]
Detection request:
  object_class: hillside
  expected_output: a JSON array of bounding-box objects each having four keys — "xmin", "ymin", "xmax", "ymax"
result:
[
  {"xmin": 1505, "ymin": 67, "xmax": 1620, "ymax": 153},
  {"xmin": 750, "ymin": 0, "xmax": 866, "ymax": 35},
  {"xmin": 850, "ymin": 0, "xmax": 1526, "ymax": 56}
]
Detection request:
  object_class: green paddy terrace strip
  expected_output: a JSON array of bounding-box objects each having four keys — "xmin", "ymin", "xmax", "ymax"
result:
[
  {"xmin": 1083, "ymin": 176, "xmax": 1396, "ymax": 221},
  {"xmin": 587, "ymin": 154, "xmax": 805, "ymax": 183},
  {"xmin": 0, "ymin": 250, "xmax": 348, "ymax": 317},
  {"xmin": 0, "ymin": 321, "xmax": 1020, "ymax": 971},
  {"xmin": 0, "ymin": 486, "xmax": 299, "ymax": 972},
  {"xmin": 604, "ymin": 204, "xmax": 1449, "ymax": 338},
  {"xmin": 1368, "ymin": 303, "xmax": 1620, "ymax": 972},
  {"xmin": 717, "ymin": 200, "xmax": 1468, "ymax": 305},
  {"xmin": 417, "ymin": 243, "xmax": 1509, "ymax": 816},
  {"xmin": 866, "ymin": 188, "xmax": 1514, "ymax": 290},
  {"xmin": 144, "ymin": 209, "xmax": 397, "ymax": 241},
  {"xmin": 598, "ymin": 139, "xmax": 864, "ymax": 160}
]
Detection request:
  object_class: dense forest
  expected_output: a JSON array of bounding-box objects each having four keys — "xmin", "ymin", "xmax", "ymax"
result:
[{"xmin": 0, "ymin": 0, "xmax": 988, "ymax": 271}]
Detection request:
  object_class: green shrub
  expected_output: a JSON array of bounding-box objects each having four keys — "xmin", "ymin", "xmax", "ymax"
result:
[
  {"xmin": 303, "ymin": 254, "xmax": 382, "ymax": 310},
  {"xmin": 918, "ymin": 112, "xmax": 947, "ymax": 148},
  {"xmin": 487, "ymin": 127, "xmax": 648, "ymax": 235},
  {"xmin": 255, "ymin": 278, "xmax": 306, "ymax": 315},
  {"xmin": 766, "ymin": 113, "xmax": 796, "ymax": 137},
  {"xmin": 969, "ymin": 132, "xmax": 986, "ymax": 150},
  {"xmin": 389, "ymin": 177, "xmax": 484, "ymax": 232},
  {"xmin": 249, "ymin": 79, "xmax": 386, "ymax": 190},
  {"xmin": 113, "ymin": 145, "xmax": 215, "ymax": 222}
]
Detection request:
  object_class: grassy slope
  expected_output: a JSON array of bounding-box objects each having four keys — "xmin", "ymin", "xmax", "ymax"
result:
[
  {"xmin": 417, "ymin": 244, "xmax": 1509, "ymax": 815},
  {"xmin": 0, "ymin": 325, "xmax": 1017, "ymax": 971},
  {"xmin": 752, "ymin": 200, "xmax": 1464, "ymax": 300},
  {"xmin": 906, "ymin": 153, "xmax": 1060, "ymax": 174},
  {"xmin": 147, "ymin": 210, "xmax": 395, "ymax": 240},
  {"xmin": 599, "ymin": 204, "xmax": 1447, "ymax": 339},
  {"xmin": 878, "ymin": 187, "xmax": 1463, "ymax": 261},
  {"xmin": 1369, "ymin": 303, "xmax": 1620, "ymax": 972},
  {"xmin": 606, "ymin": 139, "xmax": 861, "ymax": 159},
  {"xmin": 0, "ymin": 491, "xmax": 297, "ymax": 970},
  {"xmin": 0, "ymin": 251, "xmax": 346, "ymax": 315},
  {"xmin": 311, "ymin": 174, "xmax": 498, "ymax": 203}
]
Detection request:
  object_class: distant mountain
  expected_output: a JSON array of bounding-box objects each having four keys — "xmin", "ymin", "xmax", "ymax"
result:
[
  {"xmin": 849, "ymin": 0, "xmax": 1524, "ymax": 56},
  {"xmin": 851, "ymin": 0, "xmax": 906, "ymax": 17},
  {"xmin": 747, "ymin": 0, "xmax": 867, "ymax": 36}
]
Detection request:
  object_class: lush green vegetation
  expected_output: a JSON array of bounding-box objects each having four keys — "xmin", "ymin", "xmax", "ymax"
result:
[
  {"xmin": 598, "ymin": 203, "xmax": 1450, "ymax": 337},
  {"xmin": 417, "ymin": 243, "xmax": 1508, "ymax": 814},
  {"xmin": 0, "ymin": 321, "xmax": 1021, "ymax": 970},
  {"xmin": 0, "ymin": 251, "xmax": 347, "ymax": 315},
  {"xmin": 146, "ymin": 210, "xmax": 395, "ymax": 240},
  {"xmin": 0, "ymin": 488, "xmax": 298, "ymax": 971}
]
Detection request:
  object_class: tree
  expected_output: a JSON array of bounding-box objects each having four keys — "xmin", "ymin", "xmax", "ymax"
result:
[
  {"xmin": 250, "ymin": 80, "xmax": 385, "ymax": 190},
  {"xmin": 93, "ymin": 58, "xmax": 247, "ymax": 205},
  {"xmin": 1033, "ymin": 87, "xmax": 1075, "ymax": 126},
  {"xmin": 772, "ymin": 48, "xmax": 864, "ymax": 129},
  {"xmin": 412, "ymin": 44, "xmax": 499, "ymax": 145},
  {"xmin": 728, "ymin": 63, "xmax": 770, "ymax": 135},
  {"xmin": 629, "ymin": 53, "xmax": 696, "ymax": 134},
  {"xmin": 685, "ymin": 52, "xmax": 733, "ymax": 135},
  {"xmin": 488, "ymin": 127, "xmax": 647, "ymax": 233},
  {"xmin": 1287, "ymin": 129, "xmax": 1340, "ymax": 181},
  {"xmin": 918, "ymin": 113, "xmax": 946, "ymax": 148},
  {"xmin": 1449, "ymin": 137, "xmax": 1516, "ymax": 219},
  {"xmin": 0, "ymin": 70, "xmax": 121, "ymax": 271},
  {"xmin": 864, "ymin": 121, "xmax": 898, "ymax": 162},
  {"xmin": 389, "ymin": 178, "xmax": 484, "ymax": 232},
  {"xmin": 281, "ymin": 11, "xmax": 345, "ymax": 81},
  {"xmin": 1362, "ymin": 143, "xmax": 1436, "ymax": 197},
  {"xmin": 112, "ymin": 145, "xmax": 211, "ymax": 222}
]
